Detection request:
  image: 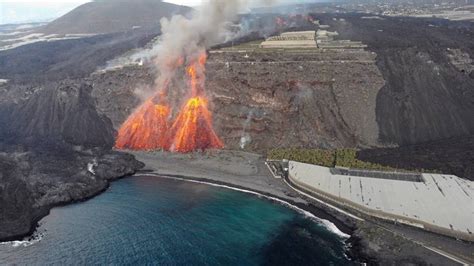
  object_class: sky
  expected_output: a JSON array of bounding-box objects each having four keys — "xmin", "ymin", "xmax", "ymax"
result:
[
  {"xmin": 0, "ymin": 0, "xmax": 203, "ymax": 24},
  {"xmin": 0, "ymin": 0, "xmax": 89, "ymax": 24},
  {"xmin": 0, "ymin": 0, "xmax": 316, "ymax": 25}
]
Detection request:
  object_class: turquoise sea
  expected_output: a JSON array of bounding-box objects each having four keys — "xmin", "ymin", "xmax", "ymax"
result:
[{"xmin": 0, "ymin": 176, "xmax": 353, "ymax": 265}]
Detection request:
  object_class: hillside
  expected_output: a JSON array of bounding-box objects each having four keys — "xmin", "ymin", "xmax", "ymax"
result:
[
  {"xmin": 315, "ymin": 14, "xmax": 474, "ymax": 146},
  {"xmin": 0, "ymin": 80, "xmax": 115, "ymax": 148},
  {"xmin": 40, "ymin": 0, "xmax": 191, "ymax": 34},
  {"xmin": 0, "ymin": 29, "xmax": 159, "ymax": 82},
  {"xmin": 0, "ymin": 12, "xmax": 472, "ymax": 181},
  {"xmin": 0, "ymin": 0, "xmax": 192, "ymax": 83},
  {"xmin": 89, "ymin": 14, "xmax": 473, "ymax": 178}
]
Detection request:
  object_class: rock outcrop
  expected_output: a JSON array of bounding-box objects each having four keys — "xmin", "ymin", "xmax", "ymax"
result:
[
  {"xmin": 0, "ymin": 146, "xmax": 144, "ymax": 241},
  {"xmin": 1, "ymin": 80, "xmax": 115, "ymax": 148},
  {"xmin": 0, "ymin": 154, "xmax": 37, "ymax": 241},
  {"xmin": 0, "ymin": 79, "xmax": 144, "ymax": 241}
]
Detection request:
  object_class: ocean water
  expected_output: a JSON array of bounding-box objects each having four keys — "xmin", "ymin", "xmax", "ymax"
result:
[{"xmin": 0, "ymin": 176, "xmax": 353, "ymax": 265}]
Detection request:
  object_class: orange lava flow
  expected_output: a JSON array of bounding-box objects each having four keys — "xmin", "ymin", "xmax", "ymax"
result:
[
  {"xmin": 170, "ymin": 96, "xmax": 224, "ymax": 152},
  {"xmin": 186, "ymin": 52, "xmax": 207, "ymax": 96},
  {"xmin": 115, "ymin": 99, "xmax": 170, "ymax": 150},
  {"xmin": 115, "ymin": 51, "xmax": 224, "ymax": 153}
]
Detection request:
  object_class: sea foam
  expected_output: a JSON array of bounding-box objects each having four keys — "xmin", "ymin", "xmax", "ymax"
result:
[
  {"xmin": 141, "ymin": 174, "xmax": 351, "ymax": 239},
  {"xmin": 0, "ymin": 232, "xmax": 43, "ymax": 247}
]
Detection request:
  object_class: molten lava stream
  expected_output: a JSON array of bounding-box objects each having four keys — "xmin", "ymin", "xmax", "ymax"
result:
[
  {"xmin": 170, "ymin": 96, "xmax": 223, "ymax": 153},
  {"xmin": 115, "ymin": 99, "xmax": 170, "ymax": 150}
]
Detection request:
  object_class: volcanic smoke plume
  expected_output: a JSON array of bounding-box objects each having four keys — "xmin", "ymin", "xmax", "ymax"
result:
[{"xmin": 116, "ymin": 0, "xmax": 268, "ymax": 152}]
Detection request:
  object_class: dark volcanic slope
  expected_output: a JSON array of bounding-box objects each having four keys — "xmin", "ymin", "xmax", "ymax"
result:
[
  {"xmin": 0, "ymin": 0, "xmax": 185, "ymax": 242},
  {"xmin": 316, "ymin": 13, "xmax": 474, "ymax": 146},
  {"xmin": 0, "ymin": 0, "xmax": 190, "ymax": 82},
  {"xmin": 358, "ymin": 135, "xmax": 474, "ymax": 180},
  {"xmin": 40, "ymin": 0, "xmax": 191, "ymax": 34},
  {"xmin": 0, "ymin": 146, "xmax": 143, "ymax": 241},
  {"xmin": 0, "ymin": 154, "xmax": 37, "ymax": 240},
  {"xmin": 0, "ymin": 30, "xmax": 159, "ymax": 82},
  {"xmin": 0, "ymin": 81, "xmax": 115, "ymax": 148},
  {"xmin": 0, "ymin": 79, "xmax": 144, "ymax": 241}
]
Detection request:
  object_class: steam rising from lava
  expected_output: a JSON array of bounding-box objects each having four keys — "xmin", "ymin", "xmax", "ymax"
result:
[{"xmin": 116, "ymin": 0, "xmax": 272, "ymax": 152}]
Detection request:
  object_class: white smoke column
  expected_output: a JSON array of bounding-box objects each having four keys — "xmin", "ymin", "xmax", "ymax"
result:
[
  {"xmin": 153, "ymin": 0, "xmax": 274, "ymax": 93},
  {"xmin": 240, "ymin": 110, "xmax": 254, "ymax": 149}
]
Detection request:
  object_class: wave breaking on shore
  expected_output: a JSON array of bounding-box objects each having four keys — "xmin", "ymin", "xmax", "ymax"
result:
[
  {"xmin": 141, "ymin": 174, "xmax": 350, "ymax": 239},
  {"xmin": 0, "ymin": 232, "xmax": 43, "ymax": 247}
]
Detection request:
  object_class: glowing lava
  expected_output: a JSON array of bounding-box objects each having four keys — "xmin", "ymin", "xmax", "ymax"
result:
[
  {"xmin": 115, "ymin": 51, "xmax": 224, "ymax": 153},
  {"xmin": 170, "ymin": 52, "xmax": 223, "ymax": 152},
  {"xmin": 186, "ymin": 52, "xmax": 207, "ymax": 96},
  {"xmin": 170, "ymin": 96, "xmax": 224, "ymax": 152},
  {"xmin": 115, "ymin": 97, "xmax": 170, "ymax": 150}
]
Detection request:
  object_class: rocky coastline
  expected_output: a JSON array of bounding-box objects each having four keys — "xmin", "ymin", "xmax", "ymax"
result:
[
  {"xmin": 0, "ymin": 145, "xmax": 144, "ymax": 242},
  {"xmin": 2, "ymin": 149, "xmax": 472, "ymax": 265}
]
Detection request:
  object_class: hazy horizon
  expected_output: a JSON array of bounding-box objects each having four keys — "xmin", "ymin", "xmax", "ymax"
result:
[{"xmin": 0, "ymin": 0, "xmax": 323, "ymax": 25}]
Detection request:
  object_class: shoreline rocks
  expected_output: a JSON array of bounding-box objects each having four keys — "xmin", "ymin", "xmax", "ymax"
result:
[{"xmin": 0, "ymin": 146, "xmax": 144, "ymax": 242}]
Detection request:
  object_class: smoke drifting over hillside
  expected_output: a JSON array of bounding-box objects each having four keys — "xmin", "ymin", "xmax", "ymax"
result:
[
  {"xmin": 116, "ymin": 0, "xmax": 275, "ymax": 152},
  {"xmin": 98, "ymin": 0, "xmax": 280, "ymax": 73},
  {"xmin": 153, "ymin": 0, "xmax": 273, "ymax": 89}
]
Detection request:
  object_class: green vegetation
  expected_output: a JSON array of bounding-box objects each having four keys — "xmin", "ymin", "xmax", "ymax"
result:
[
  {"xmin": 268, "ymin": 148, "xmax": 335, "ymax": 167},
  {"xmin": 268, "ymin": 148, "xmax": 441, "ymax": 173},
  {"xmin": 268, "ymin": 148, "xmax": 394, "ymax": 171}
]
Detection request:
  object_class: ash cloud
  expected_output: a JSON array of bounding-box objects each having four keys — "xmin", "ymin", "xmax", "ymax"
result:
[
  {"xmin": 152, "ymin": 0, "xmax": 275, "ymax": 93},
  {"xmin": 99, "ymin": 0, "xmax": 281, "ymax": 74}
]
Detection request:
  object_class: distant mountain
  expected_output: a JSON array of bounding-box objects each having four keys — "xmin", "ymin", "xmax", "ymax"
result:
[{"xmin": 40, "ymin": 0, "xmax": 192, "ymax": 34}]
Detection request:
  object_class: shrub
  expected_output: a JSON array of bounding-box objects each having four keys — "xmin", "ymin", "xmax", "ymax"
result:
[
  {"xmin": 268, "ymin": 148, "xmax": 397, "ymax": 171},
  {"xmin": 267, "ymin": 148, "xmax": 335, "ymax": 167}
]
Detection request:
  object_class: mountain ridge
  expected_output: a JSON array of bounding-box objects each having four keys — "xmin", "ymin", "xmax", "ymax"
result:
[{"xmin": 39, "ymin": 0, "xmax": 191, "ymax": 34}]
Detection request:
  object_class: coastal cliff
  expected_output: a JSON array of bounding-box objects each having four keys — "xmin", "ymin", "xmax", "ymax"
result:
[
  {"xmin": 0, "ymin": 147, "xmax": 143, "ymax": 241},
  {"xmin": 0, "ymin": 80, "xmax": 144, "ymax": 241}
]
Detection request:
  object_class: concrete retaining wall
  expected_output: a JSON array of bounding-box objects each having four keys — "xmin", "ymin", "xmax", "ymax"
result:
[{"xmin": 287, "ymin": 161, "xmax": 474, "ymax": 242}]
